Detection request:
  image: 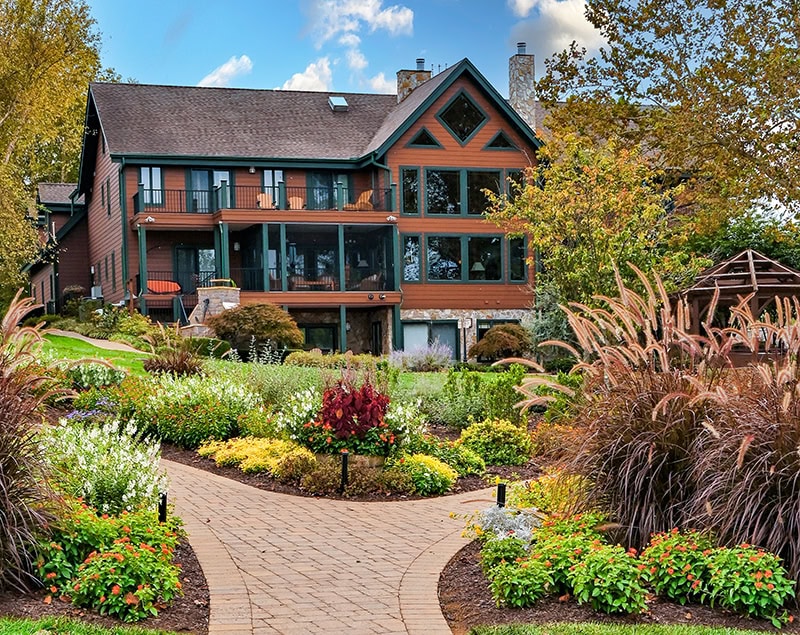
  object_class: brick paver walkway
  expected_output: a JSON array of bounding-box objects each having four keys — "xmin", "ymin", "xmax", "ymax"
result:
[{"xmin": 164, "ymin": 459, "xmax": 496, "ymax": 635}]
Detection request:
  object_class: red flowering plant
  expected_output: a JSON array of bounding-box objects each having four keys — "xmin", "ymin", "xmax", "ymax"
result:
[
  {"xmin": 640, "ymin": 528, "xmax": 713, "ymax": 604},
  {"xmin": 303, "ymin": 376, "xmax": 392, "ymax": 456}
]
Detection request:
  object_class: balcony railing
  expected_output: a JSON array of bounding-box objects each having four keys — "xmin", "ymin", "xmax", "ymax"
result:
[
  {"xmin": 133, "ymin": 183, "xmax": 395, "ymax": 215},
  {"xmin": 226, "ymin": 266, "xmax": 393, "ymax": 292}
]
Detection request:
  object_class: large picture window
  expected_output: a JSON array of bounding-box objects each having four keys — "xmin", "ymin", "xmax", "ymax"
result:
[
  {"xmin": 425, "ymin": 169, "xmax": 501, "ymax": 215},
  {"xmin": 467, "ymin": 171, "xmax": 501, "ymax": 215},
  {"xmin": 402, "ymin": 235, "xmax": 421, "ymax": 282},
  {"xmin": 426, "ymin": 170, "xmax": 460, "ymax": 214},
  {"xmin": 468, "ymin": 236, "xmax": 501, "ymax": 281},
  {"xmin": 401, "ymin": 168, "xmax": 419, "ymax": 214},
  {"xmin": 426, "ymin": 236, "xmax": 462, "ymax": 280}
]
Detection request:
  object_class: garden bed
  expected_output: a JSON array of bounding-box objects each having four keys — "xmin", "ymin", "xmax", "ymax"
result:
[
  {"xmin": 0, "ymin": 541, "xmax": 210, "ymax": 634},
  {"xmin": 439, "ymin": 541, "xmax": 800, "ymax": 635}
]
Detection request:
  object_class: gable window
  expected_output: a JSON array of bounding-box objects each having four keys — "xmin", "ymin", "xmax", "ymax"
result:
[
  {"xmin": 407, "ymin": 128, "xmax": 442, "ymax": 148},
  {"xmin": 437, "ymin": 91, "xmax": 487, "ymax": 144},
  {"xmin": 140, "ymin": 167, "xmax": 163, "ymax": 205},
  {"xmin": 401, "ymin": 167, "xmax": 419, "ymax": 214},
  {"xmin": 262, "ymin": 169, "xmax": 283, "ymax": 209},
  {"xmin": 485, "ymin": 131, "xmax": 516, "ymax": 150}
]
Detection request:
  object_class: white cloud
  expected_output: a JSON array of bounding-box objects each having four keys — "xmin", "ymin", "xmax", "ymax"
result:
[
  {"xmin": 510, "ymin": 0, "xmax": 604, "ymax": 66},
  {"xmin": 280, "ymin": 58, "xmax": 333, "ymax": 91},
  {"xmin": 368, "ymin": 72, "xmax": 395, "ymax": 94},
  {"xmin": 347, "ymin": 49, "xmax": 368, "ymax": 71},
  {"xmin": 197, "ymin": 55, "xmax": 253, "ymax": 87},
  {"xmin": 307, "ymin": 0, "xmax": 413, "ymax": 46},
  {"xmin": 338, "ymin": 33, "xmax": 361, "ymax": 47},
  {"xmin": 508, "ymin": 0, "xmax": 537, "ymax": 17}
]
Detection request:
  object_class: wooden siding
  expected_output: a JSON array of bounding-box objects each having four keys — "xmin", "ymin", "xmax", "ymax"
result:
[
  {"xmin": 240, "ymin": 291, "xmax": 401, "ymax": 308},
  {"xmin": 57, "ymin": 219, "xmax": 91, "ymax": 297},
  {"xmin": 30, "ymin": 268, "xmax": 52, "ymax": 305},
  {"xmin": 88, "ymin": 131, "xmax": 123, "ymax": 303}
]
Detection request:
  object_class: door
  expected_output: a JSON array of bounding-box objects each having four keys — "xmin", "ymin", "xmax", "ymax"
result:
[
  {"xmin": 371, "ymin": 321, "xmax": 383, "ymax": 355},
  {"xmin": 190, "ymin": 170, "xmax": 210, "ymax": 213},
  {"xmin": 175, "ymin": 247, "xmax": 216, "ymax": 293},
  {"xmin": 431, "ymin": 322, "xmax": 459, "ymax": 361}
]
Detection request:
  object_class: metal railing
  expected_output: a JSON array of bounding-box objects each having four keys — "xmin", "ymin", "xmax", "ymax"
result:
[{"xmin": 133, "ymin": 183, "xmax": 395, "ymax": 214}]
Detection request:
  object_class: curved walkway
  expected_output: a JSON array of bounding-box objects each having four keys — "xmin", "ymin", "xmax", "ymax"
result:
[{"xmin": 163, "ymin": 460, "xmax": 496, "ymax": 635}]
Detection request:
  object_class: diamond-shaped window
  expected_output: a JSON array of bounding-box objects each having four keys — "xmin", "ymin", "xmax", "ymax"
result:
[{"xmin": 438, "ymin": 92, "xmax": 486, "ymax": 143}]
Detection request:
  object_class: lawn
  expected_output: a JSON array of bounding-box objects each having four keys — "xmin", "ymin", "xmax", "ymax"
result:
[
  {"xmin": 42, "ymin": 334, "xmax": 148, "ymax": 376},
  {"xmin": 0, "ymin": 616, "xmax": 178, "ymax": 634}
]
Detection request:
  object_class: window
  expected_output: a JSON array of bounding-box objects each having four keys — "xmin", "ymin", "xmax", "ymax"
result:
[
  {"xmin": 402, "ymin": 322, "xmax": 459, "ymax": 360},
  {"xmin": 467, "ymin": 171, "xmax": 501, "ymax": 214},
  {"xmin": 401, "ymin": 168, "xmax": 419, "ymax": 214},
  {"xmin": 509, "ymin": 237, "xmax": 526, "ymax": 282},
  {"xmin": 425, "ymin": 169, "xmax": 501, "ymax": 215},
  {"xmin": 262, "ymin": 169, "xmax": 284, "ymax": 208},
  {"xmin": 426, "ymin": 170, "xmax": 460, "ymax": 214},
  {"xmin": 485, "ymin": 131, "xmax": 516, "ymax": 150},
  {"xmin": 100, "ymin": 182, "xmax": 105, "ymax": 209},
  {"xmin": 105, "ymin": 177, "xmax": 111, "ymax": 216},
  {"xmin": 300, "ymin": 325, "xmax": 337, "ymax": 352},
  {"xmin": 426, "ymin": 236, "xmax": 462, "ymax": 280},
  {"xmin": 437, "ymin": 91, "xmax": 487, "ymax": 144},
  {"xmin": 408, "ymin": 128, "xmax": 442, "ymax": 148},
  {"xmin": 140, "ymin": 167, "xmax": 163, "ymax": 205},
  {"xmin": 111, "ymin": 251, "xmax": 117, "ymax": 292},
  {"xmin": 402, "ymin": 235, "xmax": 421, "ymax": 282},
  {"xmin": 190, "ymin": 169, "xmax": 231, "ymax": 212},
  {"xmin": 477, "ymin": 319, "xmax": 520, "ymax": 342},
  {"xmin": 104, "ymin": 256, "xmax": 109, "ymax": 283},
  {"xmin": 468, "ymin": 236, "xmax": 501, "ymax": 281}
]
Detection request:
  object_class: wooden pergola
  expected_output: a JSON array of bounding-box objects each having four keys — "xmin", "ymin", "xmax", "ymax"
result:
[{"xmin": 681, "ymin": 249, "xmax": 800, "ymax": 333}]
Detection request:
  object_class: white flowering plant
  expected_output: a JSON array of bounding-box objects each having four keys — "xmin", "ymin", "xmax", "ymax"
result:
[
  {"xmin": 384, "ymin": 398, "xmax": 428, "ymax": 446},
  {"xmin": 39, "ymin": 418, "xmax": 167, "ymax": 515},
  {"xmin": 133, "ymin": 373, "xmax": 262, "ymax": 448},
  {"xmin": 274, "ymin": 386, "xmax": 322, "ymax": 442}
]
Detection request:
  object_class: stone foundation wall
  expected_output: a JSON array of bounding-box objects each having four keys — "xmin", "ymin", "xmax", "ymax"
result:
[
  {"xmin": 187, "ymin": 286, "xmax": 240, "ymax": 325},
  {"xmin": 400, "ymin": 308, "xmax": 529, "ymax": 360}
]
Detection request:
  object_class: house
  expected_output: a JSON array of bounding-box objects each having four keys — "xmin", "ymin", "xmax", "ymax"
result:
[{"xmin": 37, "ymin": 51, "xmax": 542, "ymax": 358}]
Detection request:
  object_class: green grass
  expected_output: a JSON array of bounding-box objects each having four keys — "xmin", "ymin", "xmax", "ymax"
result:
[
  {"xmin": 0, "ymin": 616, "xmax": 179, "ymax": 635},
  {"xmin": 41, "ymin": 334, "xmax": 148, "ymax": 377},
  {"xmin": 469, "ymin": 624, "xmax": 777, "ymax": 635}
]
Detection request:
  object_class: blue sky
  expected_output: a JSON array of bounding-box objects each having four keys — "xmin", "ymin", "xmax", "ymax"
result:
[{"xmin": 86, "ymin": 0, "xmax": 603, "ymax": 97}]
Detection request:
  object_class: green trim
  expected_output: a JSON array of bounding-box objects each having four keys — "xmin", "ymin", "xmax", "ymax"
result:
[
  {"xmin": 392, "ymin": 305, "xmax": 402, "ymax": 351},
  {"xmin": 337, "ymin": 225, "xmax": 346, "ymax": 291},
  {"xmin": 399, "ymin": 166, "xmax": 420, "ymax": 215},
  {"xmin": 391, "ymin": 224, "xmax": 401, "ymax": 293},
  {"xmin": 279, "ymin": 224, "xmax": 288, "ymax": 291},
  {"xmin": 113, "ymin": 154, "xmax": 365, "ymax": 170},
  {"xmin": 435, "ymin": 89, "xmax": 489, "ymax": 146},
  {"xmin": 137, "ymin": 225, "xmax": 147, "ymax": 314},
  {"xmin": 261, "ymin": 224, "xmax": 270, "ymax": 292},
  {"xmin": 339, "ymin": 305, "xmax": 347, "ymax": 354},
  {"xmin": 406, "ymin": 127, "xmax": 443, "ymax": 149},
  {"xmin": 484, "ymin": 130, "xmax": 518, "ymax": 151},
  {"xmin": 219, "ymin": 223, "xmax": 230, "ymax": 278}
]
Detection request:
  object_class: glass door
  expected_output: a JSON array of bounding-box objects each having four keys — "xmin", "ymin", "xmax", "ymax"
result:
[{"xmin": 190, "ymin": 170, "xmax": 210, "ymax": 213}]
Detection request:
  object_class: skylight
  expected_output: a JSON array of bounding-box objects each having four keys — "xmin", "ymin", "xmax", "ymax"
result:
[{"xmin": 328, "ymin": 96, "xmax": 348, "ymax": 112}]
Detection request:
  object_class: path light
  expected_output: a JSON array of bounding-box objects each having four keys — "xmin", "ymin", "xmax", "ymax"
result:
[
  {"xmin": 496, "ymin": 483, "xmax": 506, "ymax": 508},
  {"xmin": 340, "ymin": 450, "xmax": 349, "ymax": 493},
  {"xmin": 159, "ymin": 492, "xmax": 168, "ymax": 523}
]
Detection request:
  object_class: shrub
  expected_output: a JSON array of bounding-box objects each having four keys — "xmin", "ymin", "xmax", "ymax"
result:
[
  {"xmin": 64, "ymin": 361, "xmax": 127, "ymax": 390},
  {"xmin": 134, "ymin": 374, "xmax": 260, "ymax": 448},
  {"xmin": 507, "ymin": 472, "xmax": 590, "ymax": 515},
  {"xmin": 530, "ymin": 531, "xmax": 601, "ymax": 593},
  {"xmin": 483, "ymin": 364, "xmax": 527, "ymax": 424},
  {"xmin": 22, "ymin": 313, "xmax": 61, "ymax": 327},
  {"xmin": 481, "ymin": 536, "xmax": 529, "ymax": 577},
  {"xmin": 198, "ymin": 437, "xmax": 317, "ymax": 482},
  {"xmin": 388, "ymin": 340, "xmax": 453, "ymax": 372},
  {"xmin": 276, "ymin": 386, "xmax": 323, "ymax": 441},
  {"xmin": 390, "ymin": 454, "xmax": 457, "ymax": 495},
  {"xmin": 39, "ymin": 419, "xmax": 166, "ymax": 515},
  {"xmin": 284, "ymin": 350, "xmax": 377, "ymax": 369},
  {"xmin": 640, "ymin": 529, "xmax": 713, "ymax": 604},
  {"xmin": 184, "ymin": 336, "xmax": 231, "ymax": 358},
  {"xmin": 425, "ymin": 368, "xmax": 485, "ymax": 427},
  {"xmin": 0, "ymin": 292, "xmax": 66, "ymax": 591},
  {"xmin": 36, "ymin": 499, "xmax": 182, "ymax": 623},
  {"xmin": 143, "ymin": 348, "xmax": 204, "ymax": 376},
  {"xmin": 705, "ymin": 544, "xmax": 795, "ymax": 626},
  {"xmin": 71, "ymin": 376, "xmax": 155, "ymax": 423},
  {"xmin": 236, "ymin": 406, "xmax": 280, "ymax": 438},
  {"xmin": 569, "ymin": 543, "xmax": 648, "ymax": 614},
  {"xmin": 299, "ymin": 458, "xmax": 414, "ymax": 496},
  {"xmin": 400, "ymin": 434, "xmax": 485, "ymax": 477},
  {"xmin": 459, "ymin": 418, "xmax": 532, "ymax": 466},
  {"xmin": 529, "ymin": 419, "xmax": 580, "ymax": 461},
  {"xmin": 490, "ymin": 558, "xmax": 553, "ymax": 607},
  {"xmin": 206, "ymin": 303, "xmax": 303, "ymax": 353},
  {"xmin": 468, "ymin": 324, "xmax": 532, "ymax": 361}
]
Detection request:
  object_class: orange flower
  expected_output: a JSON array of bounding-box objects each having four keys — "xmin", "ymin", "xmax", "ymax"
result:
[
  {"xmin": 176, "ymin": 581, "xmax": 182, "ymax": 589},
  {"xmin": 45, "ymin": 572, "xmax": 56, "ymax": 579},
  {"xmin": 111, "ymin": 585, "xmax": 121, "ymax": 595},
  {"xmin": 124, "ymin": 592, "xmax": 139, "ymax": 605},
  {"xmin": 99, "ymin": 595, "xmax": 106, "ymax": 603},
  {"xmin": 755, "ymin": 581, "xmax": 764, "ymax": 589},
  {"xmin": 49, "ymin": 585, "xmax": 58, "ymax": 593},
  {"xmin": 667, "ymin": 568, "xmax": 675, "ymax": 575},
  {"xmin": 768, "ymin": 583, "xmax": 775, "ymax": 590}
]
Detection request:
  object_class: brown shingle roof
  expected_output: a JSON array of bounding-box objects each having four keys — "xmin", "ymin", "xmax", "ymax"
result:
[
  {"xmin": 37, "ymin": 183, "xmax": 82, "ymax": 205},
  {"xmin": 90, "ymin": 83, "xmax": 400, "ymax": 160}
]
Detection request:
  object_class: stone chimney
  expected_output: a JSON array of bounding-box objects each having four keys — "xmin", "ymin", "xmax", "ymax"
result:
[
  {"xmin": 508, "ymin": 42, "xmax": 536, "ymax": 130},
  {"xmin": 396, "ymin": 58, "xmax": 432, "ymax": 103}
]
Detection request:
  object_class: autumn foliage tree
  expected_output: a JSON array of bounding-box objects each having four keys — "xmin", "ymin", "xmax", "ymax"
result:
[
  {"xmin": 486, "ymin": 132, "xmax": 707, "ymax": 305},
  {"xmin": 0, "ymin": 0, "xmax": 113, "ymax": 301}
]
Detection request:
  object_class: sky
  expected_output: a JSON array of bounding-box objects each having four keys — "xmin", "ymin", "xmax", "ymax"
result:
[{"xmin": 86, "ymin": 0, "xmax": 605, "ymax": 97}]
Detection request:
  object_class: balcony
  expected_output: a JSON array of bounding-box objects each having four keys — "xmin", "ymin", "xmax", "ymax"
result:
[
  {"xmin": 229, "ymin": 266, "xmax": 392, "ymax": 293},
  {"xmin": 133, "ymin": 183, "xmax": 394, "ymax": 215}
]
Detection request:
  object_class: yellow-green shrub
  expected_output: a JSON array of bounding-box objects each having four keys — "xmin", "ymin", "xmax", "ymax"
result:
[
  {"xmin": 284, "ymin": 350, "xmax": 377, "ymax": 369},
  {"xmin": 459, "ymin": 418, "xmax": 532, "ymax": 465},
  {"xmin": 198, "ymin": 437, "xmax": 316, "ymax": 482},
  {"xmin": 507, "ymin": 471, "xmax": 590, "ymax": 514},
  {"xmin": 392, "ymin": 453, "xmax": 457, "ymax": 495}
]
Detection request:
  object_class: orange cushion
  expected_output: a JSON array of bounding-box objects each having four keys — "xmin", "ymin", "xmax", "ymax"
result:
[{"xmin": 147, "ymin": 280, "xmax": 181, "ymax": 294}]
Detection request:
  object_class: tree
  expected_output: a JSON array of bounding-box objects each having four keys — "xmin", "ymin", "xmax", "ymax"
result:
[
  {"xmin": 206, "ymin": 303, "xmax": 305, "ymax": 354},
  {"xmin": 0, "ymin": 0, "xmax": 112, "ymax": 299},
  {"xmin": 486, "ymin": 132, "xmax": 707, "ymax": 305},
  {"xmin": 537, "ymin": 0, "xmax": 800, "ymax": 223}
]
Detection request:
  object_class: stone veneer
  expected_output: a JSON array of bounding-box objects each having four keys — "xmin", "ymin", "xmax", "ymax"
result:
[
  {"xmin": 509, "ymin": 51, "xmax": 536, "ymax": 130},
  {"xmin": 185, "ymin": 286, "xmax": 240, "ymax": 334},
  {"xmin": 396, "ymin": 69, "xmax": 432, "ymax": 102},
  {"xmin": 400, "ymin": 308, "xmax": 529, "ymax": 360}
]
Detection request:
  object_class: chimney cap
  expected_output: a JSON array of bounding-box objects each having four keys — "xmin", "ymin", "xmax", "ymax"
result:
[
  {"xmin": 416, "ymin": 57, "xmax": 425, "ymax": 70},
  {"xmin": 517, "ymin": 42, "xmax": 527, "ymax": 54}
]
